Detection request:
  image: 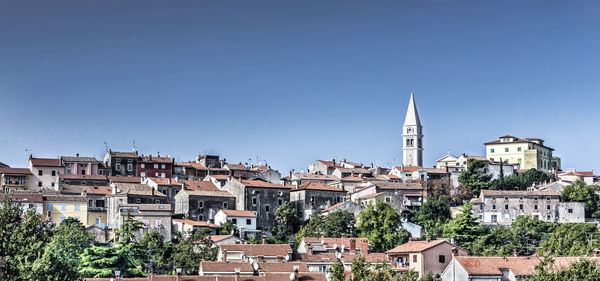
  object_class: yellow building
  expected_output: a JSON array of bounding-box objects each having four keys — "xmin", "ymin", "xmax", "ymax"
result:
[
  {"xmin": 485, "ymin": 135, "xmax": 554, "ymax": 171},
  {"xmin": 0, "ymin": 168, "xmax": 33, "ymax": 192},
  {"xmin": 43, "ymin": 194, "xmax": 88, "ymax": 225}
]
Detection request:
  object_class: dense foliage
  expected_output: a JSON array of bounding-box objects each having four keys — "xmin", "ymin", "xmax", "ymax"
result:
[
  {"xmin": 442, "ymin": 203, "xmax": 488, "ymax": 252},
  {"xmin": 562, "ymin": 181, "xmax": 600, "ymax": 218},
  {"xmin": 357, "ymin": 200, "xmax": 410, "ymax": 252},
  {"xmin": 526, "ymin": 259, "xmax": 600, "ymax": 281},
  {"xmin": 409, "ymin": 196, "xmax": 451, "ymax": 239}
]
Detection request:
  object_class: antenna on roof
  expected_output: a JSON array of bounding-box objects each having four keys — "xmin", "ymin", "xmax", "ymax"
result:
[
  {"xmin": 132, "ymin": 140, "xmax": 136, "ymax": 152},
  {"xmin": 103, "ymin": 142, "xmax": 110, "ymax": 152}
]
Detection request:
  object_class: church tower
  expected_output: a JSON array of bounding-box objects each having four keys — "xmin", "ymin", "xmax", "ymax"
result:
[{"xmin": 402, "ymin": 93, "xmax": 423, "ymax": 167}]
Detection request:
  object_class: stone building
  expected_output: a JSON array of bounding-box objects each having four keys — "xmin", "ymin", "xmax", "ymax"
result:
[
  {"xmin": 248, "ymin": 165, "xmax": 281, "ymax": 184},
  {"xmin": 143, "ymin": 177, "xmax": 182, "ymax": 206},
  {"xmin": 103, "ymin": 150, "xmax": 139, "ymax": 177},
  {"xmin": 472, "ymin": 189, "xmax": 585, "ymax": 225},
  {"xmin": 106, "ymin": 182, "xmax": 168, "ymax": 230},
  {"xmin": 307, "ymin": 160, "xmax": 343, "ymax": 175},
  {"xmin": 288, "ymin": 173, "xmax": 340, "ymax": 186},
  {"xmin": 28, "ymin": 156, "xmax": 64, "ymax": 191},
  {"xmin": 290, "ymin": 182, "xmax": 346, "ymax": 220},
  {"xmin": 221, "ymin": 179, "xmax": 292, "ymax": 230},
  {"xmin": 57, "ymin": 174, "xmax": 109, "ymax": 188},
  {"xmin": 351, "ymin": 181, "xmax": 425, "ymax": 212},
  {"xmin": 60, "ymin": 155, "xmax": 104, "ymax": 175},
  {"xmin": 174, "ymin": 187, "xmax": 236, "ymax": 222}
]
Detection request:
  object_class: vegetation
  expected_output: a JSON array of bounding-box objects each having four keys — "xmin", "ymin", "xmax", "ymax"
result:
[
  {"xmin": 458, "ymin": 159, "xmax": 492, "ymax": 195},
  {"xmin": 526, "ymin": 258, "xmax": 600, "ymax": 281},
  {"xmin": 357, "ymin": 200, "xmax": 410, "ymax": 252},
  {"xmin": 172, "ymin": 229, "xmax": 217, "ymax": 275},
  {"xmin": 409, "ymin": 196, "xmax": 451, "ymax": 239},
  {"xmin": 562, "ymin": 181, "xmax": 600, "ymax": 218},
  {"xmin": 328, "ymin": 255, "xmax": 435, "ymax": 281},
  {"xmin": 539, "ymin": 223, "xmax": 600, "ymax": 256}
]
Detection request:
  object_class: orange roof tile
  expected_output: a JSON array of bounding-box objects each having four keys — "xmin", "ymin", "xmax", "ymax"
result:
[
  {"xmin": 241, "ymin": 179, "xmax": 292, "ymax": 189},
  {"xmin": 220, "ymin": 210, "xmax": 256, "ymax": 217},
  {"xmin": 303, "ymin": 237, "xmax": 370, "ymax": 253},
  {"xmin": 294, "ymin": 182, "xmax": 344, "ymax": 192},
  {"xmin": 108, "ymin": 176, "xmax": 142, "ymax": 183},
  {"xmin": 30, "ymin": 158, "xmax": 62, "ymax": 167},
  {"xmin": 173, "ymin": 219, "xmax": 221, "ymax": 228},
  {"xmin": 386, "ymin": 239, "xmax": 447, "ymax": 254},
  {"xmin": 219, "ymin": 244, "xmax": 292, "ymax": 257},
  {"xmin": 180, "ymin": 180, "xmax": 219, "ymax": 191}
]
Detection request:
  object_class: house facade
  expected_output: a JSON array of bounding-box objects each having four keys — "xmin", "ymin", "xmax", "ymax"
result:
[
  {"xmin": 174, "ymin": 188, "xmax": 236, "ymax": 222},
  {"xmin": 28, "ymin": 157, "xmax": 64, "ymax": 191},
  {"xmin": 485, "ymin": 135, "xmax": 557, "ymax": 171},
  {"xmin": 290, "ymin": 182, "xmax": 346, "ymax": 220},
  {"xmin": 387, "ymin": 239, "xmax": 468, "ymax": 277},
  {"xmin": 0, "ymin": 168, "xmax": 33, "ymax": 192},
  {"xmin": 103, "ymin": 150, "xmax": 139, "ymax": 177},
  {"xmin": 138, "ymin": 155, "xmax": 173, "ymax": 178}
]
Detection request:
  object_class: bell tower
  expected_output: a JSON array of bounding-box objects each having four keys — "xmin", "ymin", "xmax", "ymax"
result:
[{"xmin": 402, "ymin": 93, "xmax": 423, "ymax": 167}]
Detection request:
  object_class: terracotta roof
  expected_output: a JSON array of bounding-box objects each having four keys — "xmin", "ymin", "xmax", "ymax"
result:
[
  {"xmin": 140, "ymin": 155, "xmax": 172, "ymax": 163},
  {"xmin": 455, "ymin": 256, "xmax": 541, "ymax": 276},
  {"xmin": 30, "ymin": 158, "xmax": 62, "ymax": 167},
  {"xmin": 112, "ymin": 182, "xmax": 166, "ymax": 197},
  {"xmin": 188, "ymin": 162, "xmax": 209, "ymax": 170},
  {"xmin": 200, "ymin": 261, "xmax": 254, "ymax": 273},
  {"xmin": 61, "ymin": 156, "xmax": 99, "ymax": 163},
  {"xmin": 86, "ymin": 185, "xmax": 113, "ymax": 195},
  {"xmin": 484, "ymin": 136, "xmax": 554, "ymax": 150},
  {"xmin": 320, "ymin": 202, "xmax": 343, "ymax": 213},
  {"xmin": 241, "ymin": 179, "xmax": 292, "ymax": 189},
  {"xmin": 180, "ymin": 180, "xmax": 219, "ymax": 191},
  {"xmin": 108, "ymin": 176, "xmax": 142, "ymax": 183},
  {"xmin": 225, "ymin": 163, "xmax": 247, "ymax": 170},
  {"xmin": 560, "ymin": 171, "xmax": 594, "ymax": 177},
  {"xmin": 210, "ymin": 235, "xmax": 234, "ymax": 242},
  {"xmin": 148, "ymin": 177, "xmax": 181, "ymax": 186},
  {"xmin": 317, "ymin": 160, "xmax": 343, "ymax": 168},
  {"xmin": 220, "ymin": 210, "xmax": 256, "ymax": 217},
  {"xmin": 294, "ymin": 182, "xmax": 344, "ymax": 192},
  {"xmin": 0, "ymin": 192, "xmax": 43, "ymax": 203},
  {"xmin": 292, "ymin": 173, "xmax": 340, "ymax": 181},
  {"xmin": 173, "ymin": 219, "xmax": 221, "ymax": 228},
  {"xmin": 59, "ymin": 174, "xmax": 108, "ymax": 181},
  {"xmin": 302, "ymin": 237, "xmax": 370, "ymax": 253},
  {"xmin": 297, "ymin": 252, "xmax": 338, "ymax": 263},
  {"xmin": 250, "ymin": 165, "xmax": 269, "ymax": 172},
  {"xmin": 340, "ymin": 176, "xmax": 364, "ymax": 182},
  {"xmin": 43, "ymin": 194, "xmax": 87, "ymax": 202},
  {"xmin": 208, "ymin": 175, "xmax": 230, "ymax": 180},
  {"xmin": 120, "ymin": 203, "xmax": 171, "ymax": 211},
  {"xmin": 219, "ymin": 244, "xmax": 292, "ymax": 257},
  {"xmin": 258, "ymin": 262, "xmax": 309, "ymax": 272},
  {"xmin": 185, "ymin": 190, "xmax": 235, "ymax": 198},
  {"xmin": 386, "ymin": 239, "xmax": 447, "ymax": 254},
  {"xmin": 0, "ymin": 168, "xmax": 32, "ymax": 175},
  {"xmin": 374, "ymin": 182, "xmax": 423, "ymax": 190},
  {"xmin": 481, "ymin": 190, "xmax": 560, "ymax": 197},
  {"xmin": 340, "ymin": 253, "xmax": 388, "ymax": 263}
]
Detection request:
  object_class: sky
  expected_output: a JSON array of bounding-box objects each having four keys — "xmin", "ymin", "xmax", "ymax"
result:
[{"xmin": 0, "ymin": 0, "xmax": 599, "ymax": 173}]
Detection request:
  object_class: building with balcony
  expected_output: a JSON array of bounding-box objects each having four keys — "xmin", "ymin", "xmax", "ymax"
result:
[
  {"xmin": 0, "ymin": 168, "xmax": 33, "ymax": 192},
  {"xmin": 387, "ymin": 239, "xmax": 468, "ymax": 277},
  {"xmin": 42, "ymin": 193, "xmax": 88, "ymax": 225}
]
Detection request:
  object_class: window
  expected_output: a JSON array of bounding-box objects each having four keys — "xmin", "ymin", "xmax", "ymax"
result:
[
  {"xmin": 75, "ymin": 204, "xmax": 80, "ymax": 211},
  {"xmin": 115, "ymin": 163, "xmax": 121, "ymax": 171},
  {"xmin": 547, "ymin": 205, "xmax": 551, "ymax": 210},
  {"xmin": 141, "ymin": 172, "xmax": 146, "ymax": 177},
  {"xmin": 505, "ymin": 148, "xmax": 509, "ymax": 152},
  {"xmin": 246, "ymin": 219, "xmax": 251, "ymax": 225},
  {"xmin": 232, "ymin": 218, "xmax": 237, "ymax": 224},
  {"xmin": 81, "ymin": 181, "xmax": 86, "ymax": 185},
  {"xmin": 504, "ymin": 204, "xmax": 508, "ymax": 210},
  {"xmin": 518, "ymin": 147, "xmax": 522, "ymax": 152},
  {"xmin": 61, "ymin": 204, "xmax": 66, "ymax": 211},
  {"xmin": 198, "ymin": 201, "xmax": 204, "ymax": 208},
  {"xmin": 252, "ymin": 197, "xmax": 257, "ymax": 205},
  {"xmin": 127, "ymin": 159, "xmax": 132, "ymax": 163},
  {"xmin": 223, "ymin": 202, "xmax": 228, "ymax": 209},
  {"xmin": 161, "ymin": 164, "xmax": 166, "ymax": 169},
  {"xmin": 51, "ymin": 170, "xmax": 56, "ymax": 176},
  {"xmin": 136, "ymin": 198, "xmax": 141, "ymax": 203},
  {"xmin": 143, "ymin": 220, "xmax": 149, "ymax": 226},
  {"xmin": 568, "ymin": 208, "xmax": 573, "ymax": 213},
  {"xmin": 155, "ymin": 200, "xmax": 160, "ymax": 204},
  {"xmin": 81, "ymin": 170, "xmax": 86, "ymax": 175},
  {"xmin": 519, "ymin": 204, "xmax": 523, "ymax": 210},
  {"xmin": 534, "ymin": 204, "xmax": 538, "ymax": 210},
  {"xmin": 48, "ymin": 204, "xmax": 53, "ymax": 211},
  {"xmin": 38, "ymin": 182, "xmax": 42, "ymax": 187},
  {"xmin": 155, "ymin": 173, "xmax": 159, "ymax": 177},
  {"xmin": 413, "ymin": 255, "xmax": 417, "ymax": 262},
  {"xmin": 94, "ymin": 181, "xmax": 99, "ymax": 186},
  {"xmin": 155, "ymin": 220, "xmax": 162, "ymax": 228},
  {"xmin": 438, "ymin": 255, "xmax": 446, "ymax": 263},
  {"xmin": 265, "ymin": 205, "xmax": 270, "ymax": 212},
  {"xmin": 490, "ymin": 148, "xmax": 495, "ymax": 153},
  {"xmin": 51, "ymin": 183, "xmax": 55, "ymax": 187},
  {"xmin": 278, "ymin": 198, "xmax": 283, "ymax": 206},
  {"xmin": 38, "ymin": 170, "xmax": 43, "ymax": 176},
  {"xmin": 95, "ymin": 217, "xmax": 100, "ymax": 224},
  {"xmin": 161, "ymin": 173, "xmax": 165, "ymax": 178},
  {"xmin": 491, "ymin": 215, "xmax": 497, "ymax": 223},
  {"xmin": 492, "ymin": 204, "xmax": 496, "ymax": 210},
  {"xmin": 141, "ymin": 163, "xmax": 145, "ymax": 168},
  {"xmin": 154, "ymin": 164, "xmax": 159, "ymax": 169},
  {"xmin": 199, "ymin": 214, "xmax": 204, "ymax": 221},
  {"xmin": 127, "ymin": 164, "xmax": 133, "ymax": 171},
  {"xmin": 88, "ymin": 199, "xmax": 93, "ymax": 207}
]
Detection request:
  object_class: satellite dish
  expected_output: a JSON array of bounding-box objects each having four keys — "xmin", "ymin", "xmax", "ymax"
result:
[{"xmin": 289, "ymin": 272, "xmax": 296, "ymax": 281}]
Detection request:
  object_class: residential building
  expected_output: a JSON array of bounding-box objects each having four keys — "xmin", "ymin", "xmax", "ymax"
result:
[
  {"xmin": 307, "ymin": 160, "xmax": 343, "ymax": 175},
  {"xmin": 210, "ymin": 234, "xmax": 242, "ymax": 246},
  {"xmin": 57, "ymin": 174, "xmax": 109, "ymax": 188},
  {"xmin": 217, "ymin": 243, "xmax": 293, "ymax": 263},
  {"xmin": 0, "ymin": 192, "xmax": 44, "ymax": 215},
  {"xmin": 559, "ymin": 169, "xmax": 595, "ymax": 185},
  {"xmin": 351, "ymin": 182, "xmax": 424, "ymax": 211},
  {"xmin": 224, "ymin": 163, "xmax": 249, "ymax": 178},
  {"xmin": 28, "ymin": 156, "xmax": 64, "ymax": 190},
  {"xmin": 248, "ymin": 165, "xmax": 281, "ymax": 184},
  {"xmin": 0, "ymin": 168, "xmax": 33, "ymax": 192},
  {"xmin": 204, "ymin": 175, "xmax": 231, "ymax": 189},
  {"xmin": 485, "ymin": 135, "xmax": 557, "ymax": 171},
  {"xmin": 221, "ymin": 179, "xmax": 292, "ymax": 230},
  {"xmin": 387, "ymin": 239, "xmax": 468, "ymax": 277},
  {"xmin": 297, "ymin": 236, "xmax": 370, "ymax": 254},
  {"xmin": 103, "ymin": 150, "xmax": 139, "ymax": 177},
  {"xmin": 60, "ymin": 154, "xmax": 104, "ymax": 175},
  {"xmin": 214, "ymin": 210, "xmax": 257, "ymax": 237},
  {"xmin": 43, "ymin": 193, "xmax": 88, "ymax": 225},
  {"xmin": 403, "ymin": 93, "xmax": 423, "ymax": 167},
  {"xmin": 472, "ymin": 190, "xmax": 585, "ymax": 225},
  {"xmin": 106, "ymin": 182, "xmax": 168, "ymax": 229},
  {"xmin": 320, "ymin": 200, "xmax": 362, "ymax": 217},
  {"xmin": 332, "ymin": 167, "xmax": 372, "ymax": 179},
  {"xmin": 290, "ymin": 182, "xmax": 346, "ymax": 220},
  {"xmin": 199, "ymin": 261, "xmax": 254, "ymax": 276},
  {"xmin": 0, "ymin": 162, "xmax": 9, "ymax": 168},
  {"xmin": 174, "ymin": 186, "xmax": 236, "ymax": 222},
  {"xmin": 172, "ymin": 218, "xmax": 221, "ymax": 237},
  {"xmin": 117, "ymin": 204, "xmax": 172, "ymax": 242},
  {"xmin": 60, "ymin": 185, "xmax": 111, "ymax": 227},
  {"xmin": 389, "ymin": 166, "xmax": 449, "ymax": 183},
  {"xmin": 289, "ymin": 173, "xmax": 340, "ymax": 186},
  {"xmin": 138, "ymin": 155, "xmax": 173, "ymax": 178},
  {"xmin": 143, "ymin": 177, "xmax": 182, "ymax": 205},
  {"xmin": 196, "ymin": 155, "xmax": 223, "ymax": 169}
]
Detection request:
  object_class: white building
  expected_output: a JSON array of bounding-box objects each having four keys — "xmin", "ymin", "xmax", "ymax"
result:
[
  {"xmin": 558, "ymin": 169, "xmax": 595, "ymax": 185},
  {"xmin": 28, "ymin": 157, "xmax": 64, "ymax": 191},
  {"xmin": 214, "ymin": 209, "xmax": 257, "ymax": 237}
]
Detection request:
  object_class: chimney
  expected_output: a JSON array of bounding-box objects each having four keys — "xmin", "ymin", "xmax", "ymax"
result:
[
  {"xmin": 291, "ymin": 266, "xmax": 299, "ymax": 281},
  {"xmin": 450, "ymin": 236, "xmax": 455, "ymax": 245},
  {"xmin": 332, "ymin": 158, "xmax": 336, "ymax": 166},
  {"xmin": 76, "ymin": 153, "xmax": 79, "ymax": 158},
  {"xmin": 307, "ymin": 243, "xmax": 313, "ymax": 255},
  {"xmin": 513, "ymin": 249, "xmax": 518, "ymax": 257},
  {"xmin": 222, "ymin": 249, "xmax": 228, "ymax": 261},
  {"xmin": 234, "ymin": 268, "xmax": 240, "ymax": 281},
  {"xmin": 262, "ymin": 235, "xmax": 267, "ymax": 244},
  {"xmin": 350, "ymin": 239, "xmax": 356, "ymax": 254},
  {"xmin": 168, "ymin": 178, "xmax": 172, "ymax": 185},
  {"xmin": 295, "ymin": 181, "xmax": 299, "ymax": 189},
  {"xmin": 452, "ymin": 247, "xmax": 459, "ymax": 256}
]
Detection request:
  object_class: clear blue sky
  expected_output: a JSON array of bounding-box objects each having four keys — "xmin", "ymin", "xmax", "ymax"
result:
[{"xmin": 1, "ymin": 0, "xmax": 599, "ymax": 173}]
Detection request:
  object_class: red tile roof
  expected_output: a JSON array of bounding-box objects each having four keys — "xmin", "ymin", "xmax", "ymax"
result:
[
  {"xmin": 188, "ymin": 162, "xmax": 209, "ymax": 170},
  {"xmin": 30, "ymin": 158, "xmax": 62, "ymax": 167},
  {"xmin": 294, "ymin": 182, "xmax": 344, "ymax": 192},
  {"xmin": 220, "ymin": 210, "xmax": 256, "ymax": 217},
  {"xmin": 292, "ymin": 173, "xmax": 340, "ymax": 181},
  {"xmin": 258, "ymin": 262, "xmax": 309, "ymax": 272},
  {"xmin": 241, "ymin": 179, "xmax": 292, "ymax": 189},
  {"xmin": 140, "ymin": 155, "xmax": 172, "ymax": 163},
  {"xmin": 455, "ymin": 256, "xmax": 541, "ymax": 276},
  {"xmin": 320, "ymin": 202, "xmax": 343, "ymax": 213},
  {"xmin": 173, "ymin": 219, "xmax": 221, "ymax": 228},
  {"xmin": 386, "ymin": 239, "xmax": 447, "ymax": 254},
  {"xmin": 219, "ymin": 244, "xmax": 292, "ymax": 257},
  {"xmin": 200, "ymin": 261, "xmax": 254, "ymax": 273},
  {"xmin": 393, "ymin": 166, "xmax": 448, "ymax": 174},
  {"xmin": 148, "ymin": 177, "xmax": 181, "ymax": 186},
  {"xmin": 340, "ymin": 253, "xmax": 388, "ymax": 263},
  {"xmin": 340, "ymin": 176, "xmax": 363, "ymax": 182},
  {"xmin": 180, "ymin": 180, "xmax": 219, "ymax": 191},
  {"xmin": 317, "ymin": 160, "xmax": 343, "ymax": 168},
  {"xmin": 58, "ymin": 174, "xmax": 107, "ymax": 180},
  {"xmin": 560, "ymin": 171, "xmax": 594, "ymax": 177},
  {"xmin": 108, "ymin": 176, "xmax": 142, "ymax": 183},
  {"xmin": 210, "ymin": 235, "xmax": 234, "ymax": 242},
  {"xmin": 0, "ymin": 192, "xmax": 43, "ymax": 203},
  {"xmin": 302, "ymin": 237, "xmax": 370, "ymax": 253},
  {"xmin": 0, "ymin": 168, "xmax": 32, "ymax": 175}
]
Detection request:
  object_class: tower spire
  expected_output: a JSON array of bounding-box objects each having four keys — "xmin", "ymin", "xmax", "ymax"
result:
[
  {"xmin": 402, "ymin": 93, "xmax": 423, "ymax": 167},
  {"xmin": 403, "ymin": 93, "xmax": 421, "ymax": 126}
]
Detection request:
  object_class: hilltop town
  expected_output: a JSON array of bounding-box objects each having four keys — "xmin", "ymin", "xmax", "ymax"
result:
[{"xmin": 1, "ymin": 95, "xmax": 599, "ymax": 281}]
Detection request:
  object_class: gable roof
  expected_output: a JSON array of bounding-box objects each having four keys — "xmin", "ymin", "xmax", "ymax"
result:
[
  {"xmin": 200, "ymin": 261, "xmax": 254, "ymax": 273},
  {"xmin": 560, "ymin": 170, "xmax": 594, "ymax": 177},
  {"xmin": 61, "ymin": 156, "xmax": 99, "ymax": 163},
  {"xmin": 181, "ymin": 180, "xmax": 219, "ymax": 191},
  {"xmin": 173, "ymin": 219, "xmax": 221, "ymax": 228},
  {"xmin": 0, "ymin": 192, "xmax": 43, "ymax": 203},
  {"xmin": 302, "ymin": 237, "xmax": 370, "ymax": 253},
  {"xmin": 220, "ymin": 210, "xmax": 256, "ymax": 217},
  {"xmin": 454, "ymin": 256, "xmax": 541, "ymax": 276},
  {"xmin": 0, "ymin": 168, "xmax": 32, "ymax": 175},
  {"xmin": 112, "ymin": 182, "xmax": 166, "ymax": 197},
  {"xmin": 386, "ymin": 239, "xmax": 448, "ymax": 254},
  {"xmin": 294, "ymin": 182, "xmax": 344, "ymax": 192},
  {"xmin": 140, "ymin": 155, "xmax": 172, "ymax": 163},
  {"xmin": 219, "ymin": 244, "xmax": 292, "ymax": 257},
  {"xmin": 241, "ymin": 179, "xmax": 292, "ymax": 189},
  {"xmin": 108, "ymin": 176, "xmax": 142, "ymax": 183},
  {"xmin": 373, "ymin": 182, "xmax": 423, "ymax": 190},
  {"xmin": 292, "ymin": 173, "xmax": 340, "ymax": 181},
  {"xmin": 30, "ymin": 158, "xmax": 62, "ymax": 167}
]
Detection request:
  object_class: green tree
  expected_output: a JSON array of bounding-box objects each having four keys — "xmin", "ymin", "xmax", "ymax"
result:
[
  {"xmin": 491, "ymin": 169, "xmax": 553, "ymax": 190},
  {"xmin": 295, "ymin": 210, "xmax": 356, "ymax": 245},
  {"xmin": 138, "ymin": 231, "xmax": 174, "ymax": 274},
  {"xmin": 409, "ymin": 196, "xmax": 451, "ymax": 239},
  {"xmin": 539, "ymin": 223, "xmax": 600, "ymax": 256},
  {"xmin": 172, "ymin": 229, "xmax": 217, "ymax": 275},
  {"xmin": 220, "ymin": 220, "xmax": 237, "ymax": 236},
  {"xmin": 327, "ymin": 261, "xmax": 345, "ymax": 281},
  {"xmin": 458, "ymin": 159, "xmax": 492, "ymax": 195},
  {"xmin": 526, "ymin": 258, "xmax": 600, "ymax": 281},
  {"xmin": 357, "ymin": 200, "xmax": 410, "ymax": 252},
  {"xmin": 562, "ymin": 181, "xmax": 600, "ymax": 218},
  {"xmin": 79, "ymin": 245, "xmax": 145, "ymax": 278},
  {"xmin": 117, "ymin": 209, "xmax": 144, "ymax": 244},
  {"xmin": 442, "ymin": 203, "xmax": 488, "ymax": 252}
]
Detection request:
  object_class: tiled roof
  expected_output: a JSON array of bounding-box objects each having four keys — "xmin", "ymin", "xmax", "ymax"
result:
[
  {"xmin": 302, "ymin": 237, "xmax": 370, "ymax": 253},
  {"xmin": 320, "ymin": 202, "xmax": 343, "ymax": 213},
  {"xmin": 374, "ymin": 182, "xmax": 423, "ymax": 190},
  {"xmin": 292, "ymin": 173, "xmax": 340, "ymax": 181},
  {"xmin": 340, "ymin": 253, "xmax": 388, "ymax": 263},
  {"xmin": 297, "ymin": 252, "xmax": 338, "ymax": 263},
  {"xmin": 219, "ymin": 244, "xmax": 292, "ymax": 257},
  {"xmin": 186, "ymin": 190, "xmax": 235, "ymax": 198},
  {"xmin": 208, "ymin": 175, "xmax": 230, "ymax": 180},
  {"xmin": 140, "ymin": 155, "xmax": 172, "ymax": 163},
  {"xmin": 250, "ymin": 165, "xmax": 269, "ymax": 172},
  {"xmin": 455, "ymin": 256, "xmax": 541, "ymax": 276},
  {"xmin": 112, "ymin": 183, "xmax": 166, "ymax": 197},
  {"xmin": 335, "ymin": 167, "xmax": 370, "ymax": 174},
  {"xmin": 61, "ymin": 156, "xmax": 99, "ymax": 163},
  {"xmin": 241, "ymin": 179, "xmax": 292, "ymax": 189},
  {"xmin": 393, "ymin": 166, "xmax": 448, "ymax": 174},
  {"xmin": 200, "ymin": 261, "xmax": 254, "ymax": 273},
  {"xmin": 386, "ymin": 239, "xmax": 447, "ymax": 254},
  {"xmin": 180, "ymin": 180, "xmax": 219, "ymax": 191},
  {"xmin": 120, "ymin": 203, "xmax": 171, "ymax": 211},
  {"xmin": 317, "ymin": 160, "xmax": 343, "ymax": 168},
  {"xmin": 0, "ymin": 168, "xmax": 32, "ymax": 175},
  {"xmin": 43, "ymin": 194, "xmax": 87, "ymax": 202},
  {"xmin": 560, "ymin": 171, "xmax": 594, "ymax": 177},
  {"xmin": 225, "ymin": 163, "xmax": 247, "ymax": 170},
  {"xmin": 258, "ymin": 262, "xmax": 309, "ymax": 272},
  {"xmin": 148, "ymin": 177, "xmax": 181, "ymax": 186},
  {"xmin": 30, "ymin": 158, "xmax": 62, "ymax": 167},
  {"xmin": 294, "ymin": 182, "xmax": 344, "ymax": 192},
  {"xmin": 0, "ymin": 192, "xmax": 43, "ymax": 203},
  {"xmin": 484, "ymin": 136, "xmax": 554, "ymax": 150},
  {"xmin": 359, "ymin": 192, "xmax": 385, "ymax": 200},
  {"xmin": 220, "ymin": 210, "xmax": 256, "ymax": 217},
  {"xmin": 188, "ymin": 162, "xmax": 209, "ymax": 170},
  {"xmin": 173, "ymin": 219, "xmax": 221, "ymax": 228},
  {"xmin": 108, "ymin": 176, "xmax": 142, "ymax": 183},
  {"xmin": 109, "ymin": 151, "xmax": 138, "ymax": 157},
  {"xmin": 86, "ymin": 185, "xmax": 113, "ymax": 195},
  {"xmin": 59, "ymin": 174, "xmax": 108, "ymax": 180},
  {"xmin": 481, "ymin": 190, "xmax": 560, "ymax": 197},
  {"xmin": 340, "ymin": 176, "xmax": 364, "ymax": 182},
  {"xmin": 210, "ymin": 235, "xmax": 234, "ymax": 242}
]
